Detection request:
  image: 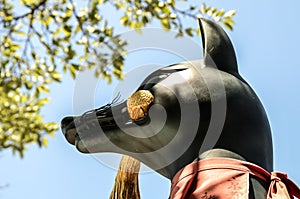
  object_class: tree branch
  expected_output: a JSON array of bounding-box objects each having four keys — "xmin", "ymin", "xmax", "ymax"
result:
[{"xmin": 13, "ymin": 0, "xmax": 48, "ymax": 21}]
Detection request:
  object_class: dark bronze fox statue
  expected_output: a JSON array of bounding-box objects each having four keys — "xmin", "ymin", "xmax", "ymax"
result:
[{"xmin": 61, "ymin": 18, "xmax": 300, "ymax": 198}]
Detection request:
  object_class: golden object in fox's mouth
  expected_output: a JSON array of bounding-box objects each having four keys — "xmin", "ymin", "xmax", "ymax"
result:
[{"xmin": 127, "ymin": 90, "xmax": 154, "ymax": 121}]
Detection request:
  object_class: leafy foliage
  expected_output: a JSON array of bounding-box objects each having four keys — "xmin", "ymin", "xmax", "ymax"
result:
[
  {"xmin": 114, "ymin": 1, "xmax": 236, "ymax": 36},
  {"xmin": 0, "ymin": 0, "xmax": 235, "ymax": 157}
]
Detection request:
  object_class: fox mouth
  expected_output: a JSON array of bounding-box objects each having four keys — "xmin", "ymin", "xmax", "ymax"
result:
[
  {"xmin": 60, "ymin": 100, "xmax": 150, "ymax": 151},
  {"xmin": 61, "ymin": 115, "xmax": 120, "ymax": 146},
  {"xmin": 61, "ymin": 103, "xmax": 124, "ymax": 144}
]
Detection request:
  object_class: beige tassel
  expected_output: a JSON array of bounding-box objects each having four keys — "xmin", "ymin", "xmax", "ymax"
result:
[
  {"xmin": 109, "ymin": 90, "xmax": 153, "ymax": 198},
  {"xmin": 109, "ymin": 155, "xmax": 141, "ymax": 199}
]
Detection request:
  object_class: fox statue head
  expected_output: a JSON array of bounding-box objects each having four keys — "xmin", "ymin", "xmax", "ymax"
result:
[{"xmin": 61, "ymin": 18, "xmax": 273, "ymax": 179}]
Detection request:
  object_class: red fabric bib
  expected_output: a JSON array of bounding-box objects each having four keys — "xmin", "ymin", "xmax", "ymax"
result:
[{"xmin": 170, "ymin": 158, "xmax": 300, "ymax": 199}]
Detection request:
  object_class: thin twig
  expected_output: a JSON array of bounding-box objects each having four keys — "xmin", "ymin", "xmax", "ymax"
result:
[{"xmin": 13, "ymin": 0, "xmax": 48, "ymax": 21}]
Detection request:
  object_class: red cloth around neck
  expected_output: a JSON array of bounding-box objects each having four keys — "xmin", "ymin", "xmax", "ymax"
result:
[{"xmin": 170, "ymin": 158, "xmax": 300, "ymax": 199}]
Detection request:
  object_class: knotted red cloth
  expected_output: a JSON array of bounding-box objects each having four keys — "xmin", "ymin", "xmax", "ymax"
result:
[{"xmin": 170, "ymin": 158, "xmax": 300, "ymax": 199}]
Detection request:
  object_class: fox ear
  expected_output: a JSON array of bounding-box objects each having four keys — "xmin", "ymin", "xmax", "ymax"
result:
[{"xmin": 199, "ymin": 18, "xmax": 239, "ymax": 75}]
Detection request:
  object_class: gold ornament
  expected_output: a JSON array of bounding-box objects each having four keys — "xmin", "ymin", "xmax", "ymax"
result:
[{"xmin": 127, "ymin": 90, "xmax": 154, "ymax": 121}]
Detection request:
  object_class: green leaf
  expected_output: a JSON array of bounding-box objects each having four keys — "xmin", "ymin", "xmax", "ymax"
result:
[
  {"xmin": 200, "ymin": 3, "xmax": 207, "ymax": 14},
  {"xmin": 51, "ymin": 72, "xmax": 62, "ymax": 82},
  {"xmin": 161, "ymin": 19, "xmax": 170, "ymax": 30},
  {"xmin": 38, "ymin": 98, "xmax": 50, "ymax": 106},
  {"xmin": 216, "ymin": 9, "xmax": 225, "ymax": 17},
  {"xmin": 70, "ymin": 65, "xmax": 76, "ymax": 79},
  {"xmin": 120, "ymin": 16, "xmax": 129, "ymax": 26},
  {"xmin": 42, "ymin": 137, "xmax": 48, "ymax": 147},
  {"xmin": 15, "ymin": 31, "xmax": 26, "ymax": 36},
  {"xmin": 224, "ymin": 10, "xmax": 236, "ymax": 18},
  {"xmin": 185, "ymin": 28, "xmax": 194, "ymax": 37},
  {"xmin": 71, "ymin": 63, "xmax": 82, "ymax": 71}
]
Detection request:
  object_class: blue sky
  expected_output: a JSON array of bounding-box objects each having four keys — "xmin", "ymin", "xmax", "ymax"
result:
[{"xmin": 1, "ymin": 0, "xmax": 300, "ymax": 199}]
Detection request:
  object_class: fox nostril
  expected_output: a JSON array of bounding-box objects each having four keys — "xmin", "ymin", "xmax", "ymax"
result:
[{"xmin": 61, "ymin": 116, "xmax": 74, "ymax": 127}]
